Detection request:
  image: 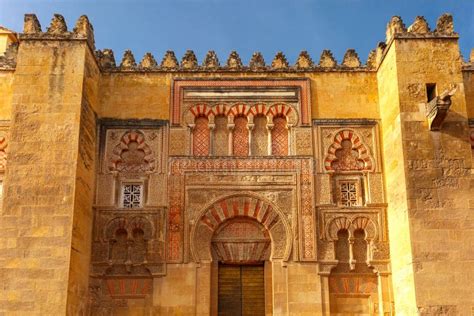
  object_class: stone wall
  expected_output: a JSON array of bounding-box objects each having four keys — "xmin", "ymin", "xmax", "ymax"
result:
[{"xmin": 0, "ymin": 12, "xmax": 472, "ymax": 316}]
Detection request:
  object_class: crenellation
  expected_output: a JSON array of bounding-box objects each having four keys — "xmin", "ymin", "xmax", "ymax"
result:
[
  {"xmin": 73, "ymin": 15, "xmax": 95, "ymax": 49},
  {"xmin": 160, "ymin": 50, "xmax": 178, "ymax": 70},
  {"xmin": 271, "ymin": 51, "xmax": 289, "ymax": 70},
  {"xmin": 366, "ymin": 49, "xmax": 376, "ymax": 69},
  {"xmin": 249, "ymin": 51, "xmax": 266, "ymax": 70},
  {"xmin": 226, "ymin": 50, "xmax": 243, "ymax": 69},
  {"xmin": 386, "ymin": 16, "xmax": 406, "ymax": 42},
  {"xmin": 23, "ymin": 13, "xmax": 41, "ymax": 34},
  {"xmin": 408, "ymin": 16, "xmax": 430, "ymax": 34},
  {"xmin": 180, "ymin": 49, "xmax": 198, "ymax": 69},
  {"xmin": 435, "ymin": 13, "xmax": 455, "ymax": 35},
  {"xmin": 341, "ymin": 48, "xmax": 361, "ymax": 68},
  {"xmin": 295, "ymin": 50, "xmax": 313, "ymax": 69},
  {"xmin": 46, "ymin": 14, "xmax": 68, "ymax": 35},
  {"xmin": 139, "ymin": 52, "xmax": 158, "ymax": 69},
  {"xmin": 120, "ymin": 49, "xmax": 137, "ymax": 70},
  {"xmin": 202, "ymin": 50, "xmax": 220, "ymax": 69},
  {"xmin": 96, "ymin": 48, "xmax": 116, "ymax": 69},
  {"xmin": 319, "ymin": 49, "xmax": 337, "ymax": 68}
]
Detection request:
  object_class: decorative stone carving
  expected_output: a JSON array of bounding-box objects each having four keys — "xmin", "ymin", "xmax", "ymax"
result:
[
  {"xmin": 211, "ymin": 219, "xmax": 271, "ymax": 263},
  {"xmin": 426, "ymin": 84, "xmax": 457, "ymax": 131},
  {"xmin": 169, "ymin": 128, "xmax": 188, "ymax": 156},
  {"xmin": 319, "ymin": 50, "xmax": 337, "ymax": 68},
  {"xmin": 408, "ymin": 16, "xmax": 430, "ymax": 34},
  {"xmin": 192, "ymin": 116, "xmax": 210, "ymax": 156},
  {"xmin": 106, "ymin": 130, "xmax": 158, "ymax": 173},
  {"xmin": 366, "ymin": 50, "xmax": 376, "ymax": 69},
  {"xmin": 226, "ymin": 51, "xmax": 243, "ymax": 70},
  {"xmin": 324, "ymin": 130, "xmax": 374, "ymax": 172},
  {"xmin": 367, "ymin": 172, "xmax": 384, "ymax": 204},
  {"xmin": 295, "ymin": 51, "xmax": 313, "ymax": 69},
  {"xmin": 249, "ymin": 52, "xmax": 266, "ymax": 70},
  {"xmin": 326, "ymin": 216, "xmax": 377, "ymax": 241},
  {"xmin": 342, "ymin": 49, "xmax": 361, "ymax": 68},
  {"xmin": 91, "ymin": 208, "xmax": 166, "ymax": 277},
  {"xmin": 271, "ymin": 51, "xmax": 289, "ymax": 70},
  {"xmin": 203, "ymin": 50, "xmax": 220, "ymax": 69},
  {"xmin": 181, "ymin": 50, "xmax": 198, "ymax": 69},
  {"xmin": 386, "ymin": 16, "xmax": 406, "ymax": 42},
  {"xmin": 161, "ymin": 50, "xmax": 179, "ymax": 70},
  {"xmin": 120, "ymin": 50, "xmax": 137, "ymax": 70},
  {"xmin": 294, "ymin": 128, "xmax": 312, "ymax": 156},
  {"xmin": 139, "ymin": 53, "xmax": 157, "ymax": 69},
  {"xmin": 317, "ymin": 174, "xmax": 332, "ymax": 205},
  {"xmin": 436, "ymin": 13, "xmax": 454, "ymax": 35},
  {"xmin": 168, "ymin": 157, "xmax": 315, "ymax": 262},
  {"xmin": 190, "ymin": 194, "xmax": 292, "ymax": 262},
  {"xmin": 23, "ymin": 14, "xmax": 42, "ymax": 34},
  {"xmin": 47, "ymin": 14, "xmax": 68, "ymax": 35},
  {"xmin": 271, "ymin": 116, "xmax": 288, "ymax": 155}
]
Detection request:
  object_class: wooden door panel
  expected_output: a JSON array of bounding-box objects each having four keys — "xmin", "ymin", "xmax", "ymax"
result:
[
  {"xmin": 218, "ymin": 265, "xmax": 242, "ymax": 316},
  {"xmin": 218, "ymin": 264, "xmax": 265, "ymax": 316},
  {"xmin": 241, "ymin": 265, "xmax": 265, "ymax": 316}
]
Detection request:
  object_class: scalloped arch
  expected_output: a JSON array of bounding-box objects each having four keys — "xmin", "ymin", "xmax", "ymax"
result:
[{"xmin": 324, "ymin": 129, "xmax": 374, "ymax": 172}]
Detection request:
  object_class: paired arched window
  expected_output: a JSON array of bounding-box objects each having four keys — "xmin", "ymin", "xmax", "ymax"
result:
[{"xmin": 271, "ymin": 116, "xmax": 288, "ymax": 155}]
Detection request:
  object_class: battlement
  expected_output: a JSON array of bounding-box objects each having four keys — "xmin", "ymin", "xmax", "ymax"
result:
[{"xmin": 0, "ymin": 12, "xmax": 472, "ymax": 72}]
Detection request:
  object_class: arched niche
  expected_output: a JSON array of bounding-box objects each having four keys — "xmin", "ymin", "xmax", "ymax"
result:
[{"xmin": 190, "ymin": 193, "xmax": 292, "ymax": 263}]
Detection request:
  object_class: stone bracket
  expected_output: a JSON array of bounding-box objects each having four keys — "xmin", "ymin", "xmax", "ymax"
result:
[{"xmin": 426, "ymin": 84, "xmax": 457, "ymax": 131}]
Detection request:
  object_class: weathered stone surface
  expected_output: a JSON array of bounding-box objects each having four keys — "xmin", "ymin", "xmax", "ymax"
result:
[
  {"xmin": 319, "ymin": 49, "xmax": 336, "ymax": 67},
  {"xmin": 0, "ymin": 11, "xmax": 472, "ymax": 316}
]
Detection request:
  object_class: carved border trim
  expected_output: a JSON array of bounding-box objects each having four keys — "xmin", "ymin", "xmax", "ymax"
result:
[
  {"xmin": 171, "ymin": 79, "xmax": 311, "ymax": 126},
  {"xmin": 167, "ymin": 157, "xmax": 316, "ymax": 262}
]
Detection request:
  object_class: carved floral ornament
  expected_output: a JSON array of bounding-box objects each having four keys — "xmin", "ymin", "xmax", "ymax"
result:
[
  {"xmin": 183, "ymin": 102, "xmax": 298, "ymax": 127},
  {"xmin": 324, "ymin": 129, "xmax": 374, "ymax": 172},
  {"xmin": 108, "ymin": 130, "xmax": 155, "ymax": 173}
]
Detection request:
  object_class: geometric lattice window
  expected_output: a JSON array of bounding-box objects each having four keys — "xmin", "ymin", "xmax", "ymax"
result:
[
  {"xmin": 339, "ymin": 181, "xmax": 358, "ymax": 206},
  {"xmin": 193, "ymin": 116, "xmax": 210, "ymax": 156},
  {"xmin": 271, "ymin": 116, "xmax": 288, "ymax": 156},
  {"xmin": 122, "ymin": 184, "xmax": 143, "ymax": 208}
]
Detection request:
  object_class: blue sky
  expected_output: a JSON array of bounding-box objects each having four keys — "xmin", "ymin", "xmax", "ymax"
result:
[{"xmin": 0, "ymin": 0, "xmax": 473, "ymax": 65}]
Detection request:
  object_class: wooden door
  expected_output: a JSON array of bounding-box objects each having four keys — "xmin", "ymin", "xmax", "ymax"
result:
[{"xmin": 218, "ymin": 264, "xmax": 265, "ymax": 316}]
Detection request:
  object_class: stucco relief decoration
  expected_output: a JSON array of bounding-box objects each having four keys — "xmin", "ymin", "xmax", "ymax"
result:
[
  {"xmin": 190, "ymin": 194, "xmax": 292, "ymax": 262},
  {"xmin": 168, "ymin": 158, "xmax": 316, "ymax": 262},
  {"xmin": 91, "ymin": 209, "xmax": 166, "ymax": 277},
  {"xmin": 324, "ymin": 130, "xmax": 373, "ymax": 172},
  {"xmin": 326, "ymin": 216, "xmax": 378, "ymax": 242},
  {"xmin": 108, "ymin": 130, "xmax": 155, "ymax": 173}
]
